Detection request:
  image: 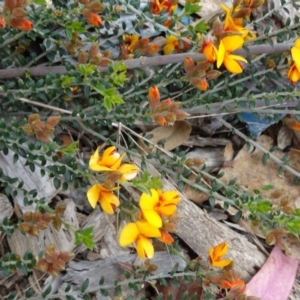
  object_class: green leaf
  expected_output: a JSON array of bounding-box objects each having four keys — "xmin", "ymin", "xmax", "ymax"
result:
[
  {"xmin": 194, "ymin": 20, "xmax": 208, "ymax": 33},
  {"xmin": 184, "ymin": 2, "xmax": 200, "ymax": 14},
  {"xmin": 42, "ymin": 285, "xmax": 52, "ymax": 298},
  {"xmin": 53, "ymin": 177, "xmax": 60, "ymax": 189},
  {"xmin": 80, "ymin": 278, "xmax": 89, "ymax": 293},
  {"xmin": 233, "ymin": 210, "xmax": 242, "ymax": 223},
  {"xmin": 34, "ymin": 0, "xmax": 46, "ymax": 4}
]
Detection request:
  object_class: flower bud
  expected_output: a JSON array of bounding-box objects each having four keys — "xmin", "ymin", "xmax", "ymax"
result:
[
  {"xmin": 47, "ymin": 115, "xmax": 61, "ymax": 127},
  {"xmin": 205, "ymin": 70, "xmax": 221, "ymax": 80},
  {"xmin": 265, "ymin": 233, "xmax": 275, "ymax": 245},
  {"xmin": 212, "ymin": 17, "xmax": 223, "ymax": 37},
  {"xmin": 165, "ymin": 112, "xmax": 176, "ymax": 123},
  {"xmin": 42, "ymin": 212, "xmax": 55, "ymax": 223},
  {"xmin": 36, "ymin": 258, "xmax": 49, "ymax": 272},
  {"xmin": 89, "ymin": 43, "xmax": 99, "ymax": 57},
  {"xmin": 98, "ymin": 57, "xmax": 111, "ymax": 67},
  {"xmin": 153, "ymin": 113, "xmax": 167, "ymax": 126},
  {"xmin": 231, "ymin": 7, "xmax": 252, "ymax": 18},
  {"xmin": 87, "ymin": 1, "xmax": 106, "ymax": 13},
  {"xmin": 4, "ymin": 0, "xmax": 17, "ymax": 10},
  {"xmin": 83, "ymin": 9, "xmax": 102, "ymax": 27},
  {"xmin": 47, "ymin": 264, "xmax": 59, "ymax": 277},
  {"xmin": 28, "ymin": 225, "xmax": 39, "ymax": 236},
  {"xmin": 32, "ymin": 211, "xmax": 42, "ymax": 223},
  {"xmin": 175, "ymin": 110, "xmax": 189, "ymax": 121},
  {"xmin": 191, "ymin": 78, "xmax": 209, "ymax": 91},
  {"xmin": 16, "ymin": 0, "xmax": 26, "ymax": 6},
  {"xmin": 0, "ymin": 15, "xmax": 6, "ymax": 28},
  {"xmin": 113, "ymin": 5, "xmax": 123, "ymax": 13},
  {"xmin": 28, "ymin": 113, "xmax": 40, "ymax": 124},
  {"xmin": 148, "ymin": 86, "xmax": 160, "ymax": 112},
  {"xmin": 184, "ymin": 57, "xmax": 195, "ymax": 76},
  {"xmin": 167, "ymin": 101, "xmax": 181, "ymax": 112},
  {"xmin": 23, "ymin": 211, "xmax": 33, "ymax": 222},
  {"xmin": 11, "ymin": 7, "xmax": 27, "ymax": 20},
  {"xmin": 19, "ymin": 222, "xmax": 30, "ymax": 233},
  {"xmin": 55, "ymin": 204, "xmax": 66, "ymax": 214},
  {"xmin": 45, "ymin": 244, "xmax": 59, "ymax": 262},
  {"xmin": 37, "ymin": 220, "xmax": 49, "ymax": 230},
  {"xmin": 155, "ymin": 98, "xmax": 173, "ymax": 112},
  {"xmin": 10, "ymin": 18, "xmax": 33, "ymax": 31},
  {"xmin": 59, "ymin": 251, "xmax": 75, "ymax": 262},
  {"xmin": 52, "ymin": 258, "xmax": 65, "ymax": 271},
  {"xmin": 249, "ymin": 0, "xmax": 265, "ymax": 8},
  {"xmin": 280, "ymin": 195, "xmax": 290, "ymax": 206}
]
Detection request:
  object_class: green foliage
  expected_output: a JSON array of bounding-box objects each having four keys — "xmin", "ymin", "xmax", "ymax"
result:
[{"xmin": 75, "ymin": 226, "xmax": 96, "ymax": 250}]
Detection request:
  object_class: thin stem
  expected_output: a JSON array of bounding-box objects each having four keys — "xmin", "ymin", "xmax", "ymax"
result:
[{"xmin": 0, "ymin": 43, "xmax": 294, "ymax": 79}]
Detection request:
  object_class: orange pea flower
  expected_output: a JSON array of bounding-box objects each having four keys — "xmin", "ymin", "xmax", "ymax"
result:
[
  {"xmin": 220, "ymin": 279, "xmax": 246, "ymax": 291},
  {"xmin": 217, "ymin": 35, "xmax": 247, "ymax": 74},
  {"xmin": 201, "ymin": 37, "xmax": 218, "ymax": 63},
  {"xmin": 150, "ymin": 0, "xmax": 177, "ymax": 14},
  {"xmin": 87, "ymin": 183, "xmax": 120, "ymax": 213},
  {"xmin": 164, "ymin": 35, "xmax": 189, "ymax": 54},
  {"xmin": 139, "ymin": 189, "xmax": 181, "ymax": 228},
  {"xmin": 288, "ymin": 38, "xmax": 300, "ymax": 83},
  {"xmin": 83, "ymin": 9, "xmax": 102, "ymax": 27},
  {"xmin": 209, "ymin": 242, "xmax": 232, "ymax": 267},
  {"xmin": 119, "ymin": 221, "xmax": 162, "ymax": 258},
  {"xmin": 0, "ymin": 15, "xmax": 6, "ymax": 28},
  {"xmin": 89, "ymin": 146, "xmax": 125, "ymax": 172},
  {"xmin": 10, "ymin": 18, "xmax": 33, "ymax": 31},
  {"xmin": 148, "ymin": 86, "xmax": 161, "ymax": 112}
]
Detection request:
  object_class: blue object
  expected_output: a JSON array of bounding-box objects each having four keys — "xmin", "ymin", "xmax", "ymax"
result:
[{"xmin": 239, "ymin": 112, "xmax": 286, "ymax": 137}]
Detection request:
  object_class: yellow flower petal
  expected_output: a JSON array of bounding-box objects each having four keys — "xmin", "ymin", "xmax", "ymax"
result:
[
  {"xmin": 229, "ymin": 54, "xmax": 248, "ymax": 63},
  {"xmin": 291, "ymin": 46, "xmax": 300, "ymax": 69},
  {"xmin": 119, "ymin": 223, "xmax": 139, "ymax": 246},
  {"xmin": 118, "ymin": 164, "xmax": 139, "ymax": 181},
  {"xmin": 224, "ymin": 56, "xmax": 243, "ymax": 74},
  {"xmin": 140, "ymin": 189, "xmax": 159, "ymax": 210},
  {"xmin": 214, "ymin": 242, "xmax": 228, "ymax": 257},
  {"xmin": 87, "ymin": 184, "xmax": 101, "ymax": 209},
  {"xmin": 136, "ymin": 236, "xmax": 154, "ymax": 259},
  {"xmin": 158, "ymin": 204, "xmax": 177, "ymax": 216},
  {"xmin": 288, "ymin": 63, "xmax": 300, "ymax": 83},
  {"xmin": 100, "ymin": 191, "xmax": 120, "ymax": 214},
  {"xmin": 160, "ymin": 190, "xmax": 181, "ymax": 204},
  {"xmin": 220, "ymin": 3, "xmax": 230, "ymax": 13},
  {"xmin": 217, "ymin": 40, "xmax": 226, "ymax": 68},
  {"xmin": 102, "ymin": 146, "xmax": 117, "ymax": 161},
  {"xmin": 164, "ymin": 44, "xmax": 175, "ymax": 55},
  {"xmin": 221, "ymin": 35, "xmax": 244, "ymax": 53},
  {"xmin": 89, "ymin": 147, "xmax": 100, "ymax": 170},
  {"xmin": 142, "ymin": 209, "xmax": 163, "ymax": 228},
  {"xmin": 211, "ymin": 259, "xmax": 232, "ymax": 268},
  {"xmin": 136, "ymin": 220, "xmax": 162, "ymax": 237}
]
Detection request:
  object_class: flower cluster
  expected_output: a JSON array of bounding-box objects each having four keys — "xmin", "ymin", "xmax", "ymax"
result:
[
  {"xmin": 207, "ymin": 242, "xmax": 247, "ymax": 298},
  {"xmin": 80, "ymin": 0, "xmax": 105, "ymax": 27},
  {"xmin": 183, "ymin": 57, "xmax": 221, "ymax": 91},
  {"xmin": 19, "ymin": 205, "xmax": 67, "ymax": 236},
  {"xmin": 164, "ymin": 35, "xmax": 190, "ymax": 55},
  {"xmin": 148, "ymin": 86, "xmax": 189, "ymax": 125},
  {"xmin": 150, "ymin": 0, "xmax": 177, "ymax": 27},
  {"xmin": 120, "ymin": 34, "xmax": 159, "ymax": 59},
  {"xmin": 119, "ymin": 188, "xmax": 181, "ymax": 259},
  {"xmin": 1, "ymin": 0, "xmax": 33, "ymax": 31},
  {"xmin": 196, "ymin": 0, "xmax": 265, "ymax": 75},
  {"xmin": 23, "ymin": 114, "xmax": 61, "ymax": 143},
  {"xmin": 87, "ymin": 146, "xmax": 139, "ymax": 213},
  {"xmin": 78, "ymin": 43, "xmax": 112, "ymax": 67},
  {"xmin": 36, "ymin": 244, "xmax": 75, "ymax": 277},
  {"xmin": 288, "ymin": 38, "xmax": 300, "ymax": 83}
]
